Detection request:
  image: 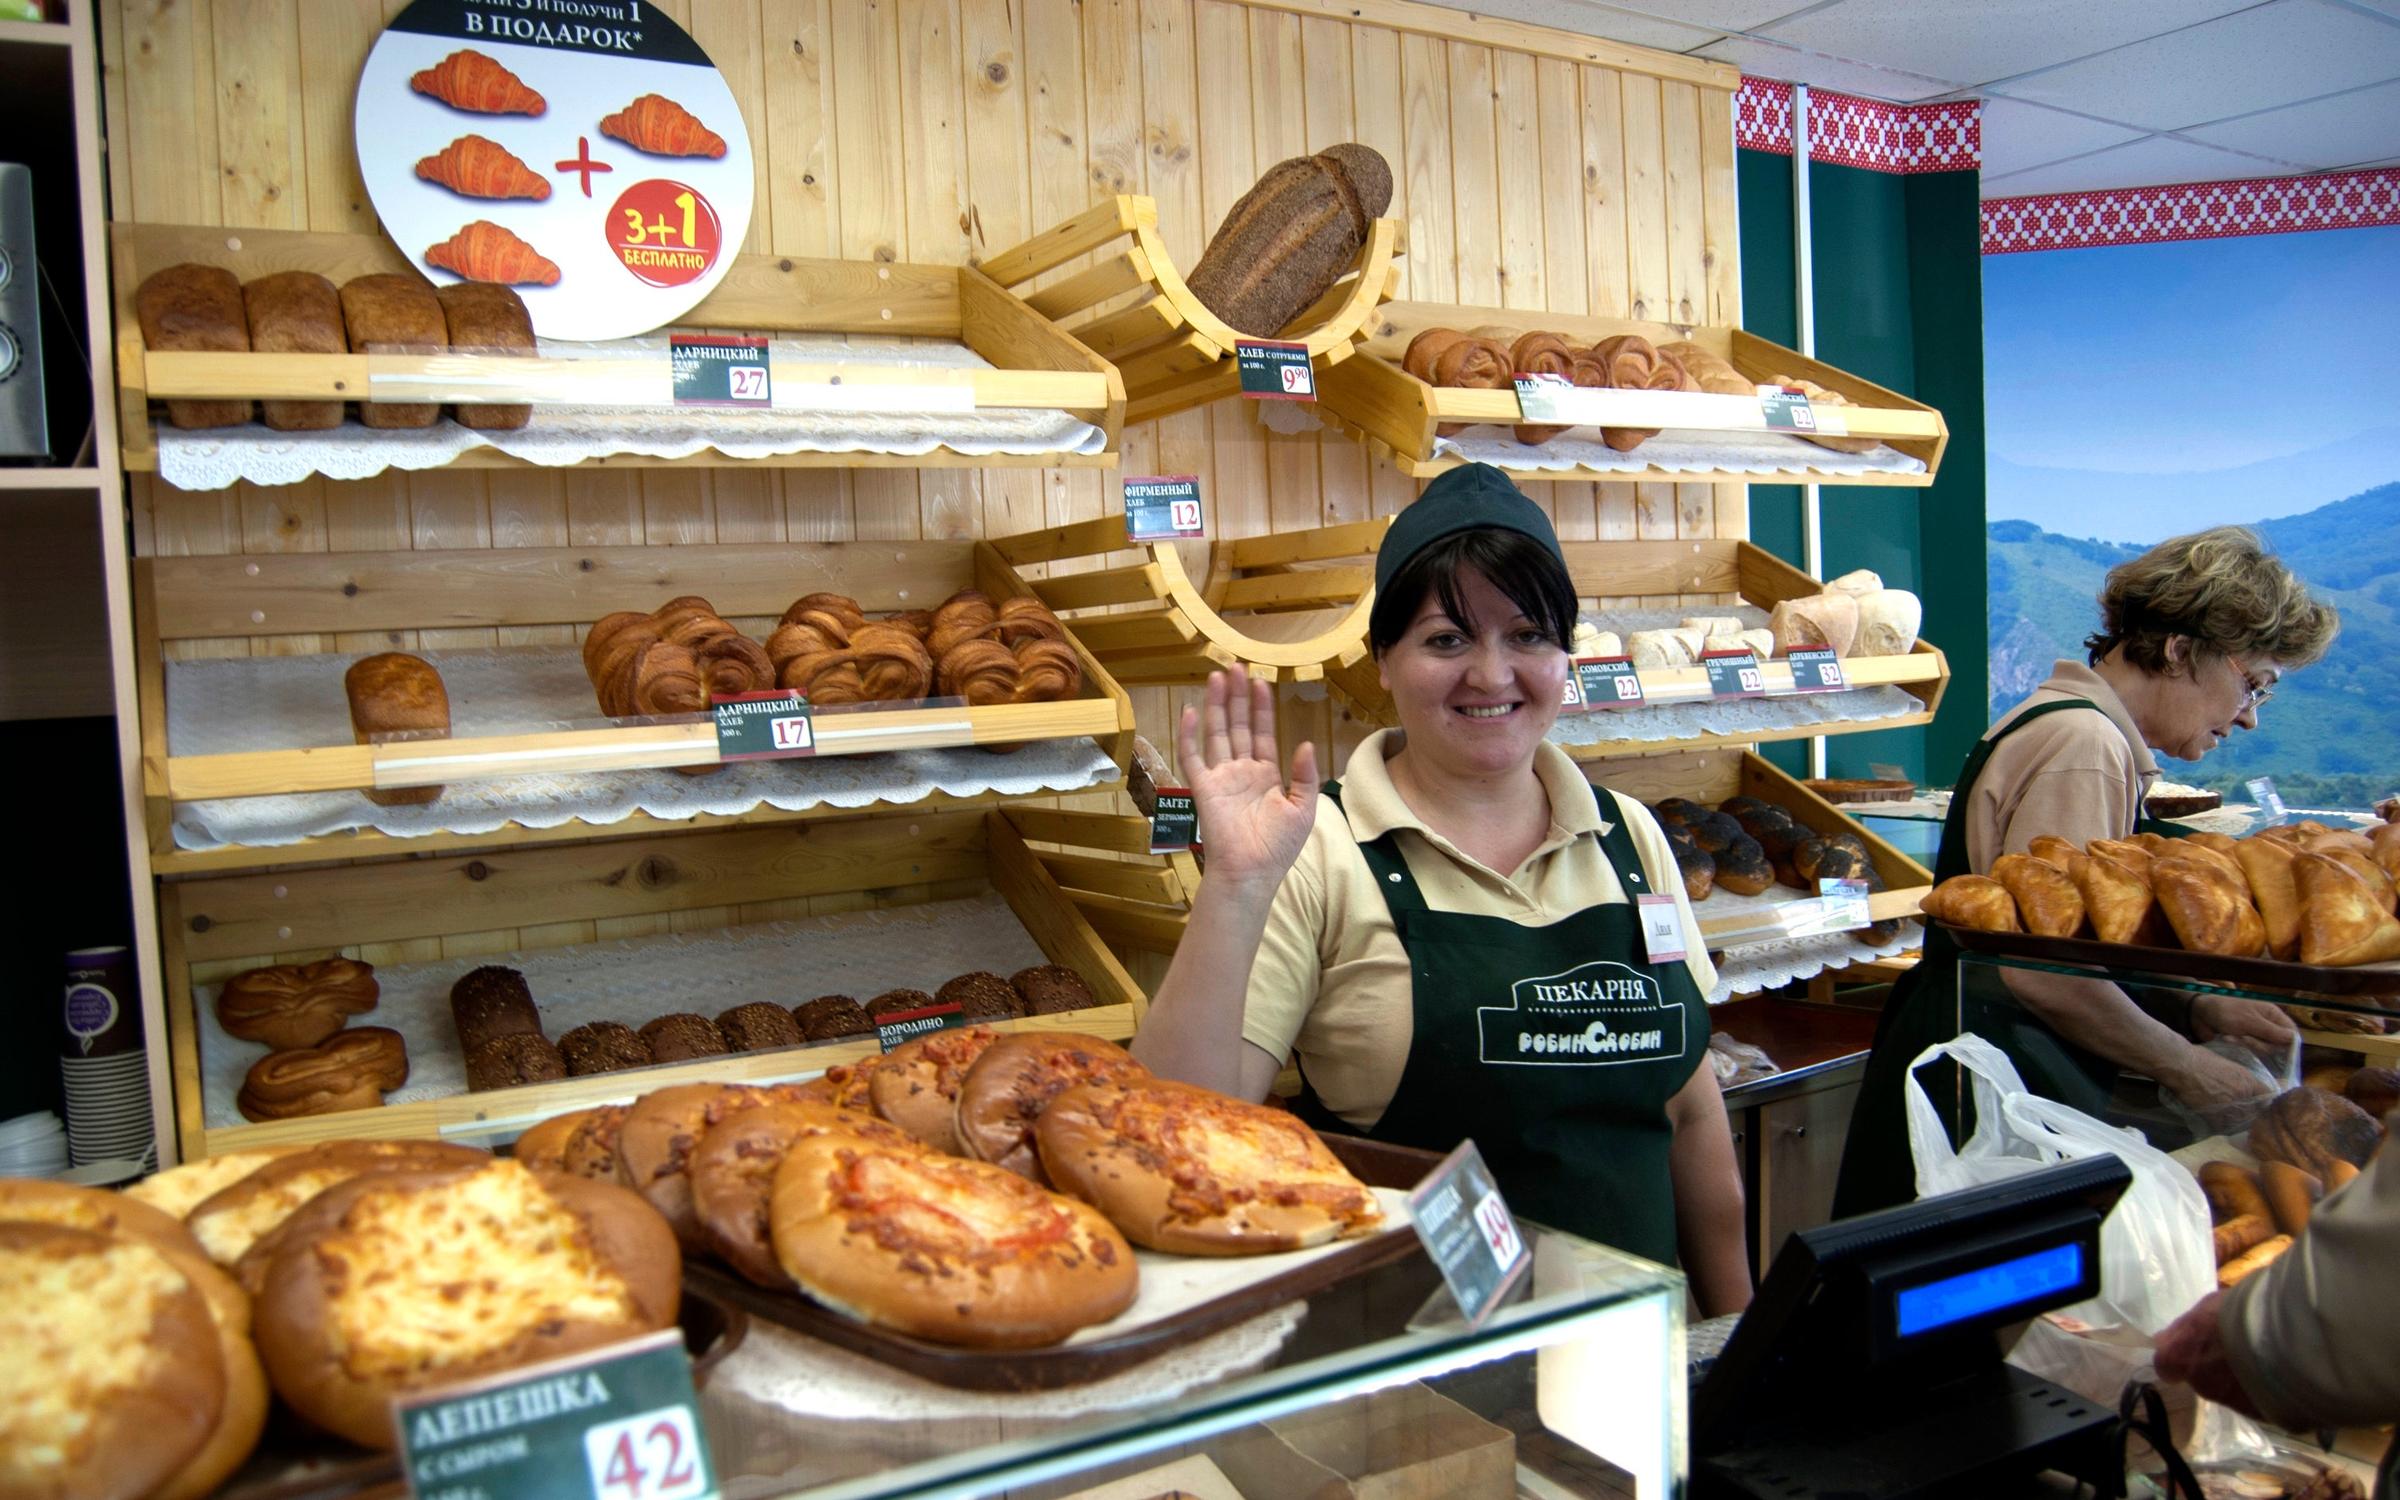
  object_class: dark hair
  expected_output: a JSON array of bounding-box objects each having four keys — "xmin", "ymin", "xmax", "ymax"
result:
[
  {"xmin": 1368, "ymin": 528, "xmax": 1577, "ymax": 656},
  {"xmin": 2081, "ymin": 525, "xmax": 2337, "ymax": 673}
]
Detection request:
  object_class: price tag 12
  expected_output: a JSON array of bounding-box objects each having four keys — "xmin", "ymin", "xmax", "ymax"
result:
[
  {"xmin": 1148, "ymin": 788, "xmax": 1198, "ymax": 854},
  {"xmin": 669, "ymin": 334, "xmax": 771, "ymax": 408},
  {"xmin": 1784, "ymin": 646, "xmax": 1845, "ymax": 693},
  {"xmin": 711, "ymin": 692, "xmax": 815, "ymax": 762},
  {"xmin": 1406, "ymin": 1140, "xmax": 1530, "ymax": 1329},
  {"xmin": 1236, "ymin": 339, "xmax": 1315, "ymax": 401},
  {"xmin": 396, "ymin": 1329, "xmax": 716, "ymax": 1500},
  {"xmin": 1702, "ymin": 649, "xmax": 1765, "ymax": 700},
  {"xmin": 1123, "ymin": 475, "xmax": 1206, "ymax": 543},
  {"xmin": 1568, "ymin": 656, "xmax": 1645, "ymax": 713}
]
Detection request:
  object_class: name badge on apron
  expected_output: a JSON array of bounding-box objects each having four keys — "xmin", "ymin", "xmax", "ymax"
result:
[{"xmin": 1636, "ymin": 893, "xmax": 1689, "ymax": 963}]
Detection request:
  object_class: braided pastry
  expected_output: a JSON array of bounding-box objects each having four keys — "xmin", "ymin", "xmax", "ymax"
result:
[
  {"xmin": 217, "ymin": 958, "xmax": 381, "ymax": 1051},
  {"xmin": 849, "ymin": 623, "xmax": 935, "ymax": 701},
  {"xmin": 889, "ymin": 608, "xmax": 934, "ymax": 640},
  {"xmin": 628, "ymin": 641, "xmax": 706, "ymax": 716},
  {"xmin": 929, "ymin": 590, "xmax": 1001, "ymax": 660},
  {"xmin": 582, "ymin": 611, "xmax": 653, "ymax": 679},
  {"xmin": 1402, "ymin": 327, "xmax": 1468, "ymax": 383},
  {"xmin": 938, "ymin": 639, "xmax": 1018, "ymax": 706},
  {"xmin": 780, "ymin": 592, "xmax": 867, "ymax": 634},
  {"xmin": 658, "ymin": 610, "xmax": 740, "ymax": 650},
  {"xmin": 1510, "ymin": 330, "xmax": 1578, "ymax": 445},
  {"xmin": 693, "ymin": 634, "xmax": 774, "ymax": 699},
  {"xmin": 994, "ymin": 595, "xmax": 1067, "ymax": 648},
  {"xmin": 769, "ymin": 622, "xmax": 862, "ymax": 702},
  {"xmin": 236, "ymin": 1026, "xmax": 410, "ymax": 1122},
  {"xmin": 1012, "ymin": 639, "xmax": 1082, "ymax": 701}
]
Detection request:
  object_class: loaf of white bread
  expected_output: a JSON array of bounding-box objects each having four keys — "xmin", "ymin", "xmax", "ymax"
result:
[{"xmin": 1768, "ymin": 570, "xmax": 1921, "ymax": 658}]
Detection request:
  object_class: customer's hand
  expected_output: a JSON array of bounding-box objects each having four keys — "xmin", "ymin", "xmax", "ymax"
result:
[
  {"xmin": 1176, "ymin": 671, "xmax": 1320, "ymax": 889},
  {"xmin": 2155, "ymin": 1291, "xmax": 2262, "ymax": 1418},
  {"xmin": 2193, "ymin": 995, "xmax": 2299, "ymax": 1058}
]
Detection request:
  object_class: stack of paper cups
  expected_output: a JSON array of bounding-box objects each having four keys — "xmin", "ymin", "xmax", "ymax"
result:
[{"xmin": 61, "ymin": 946, "xmax": 156, "ymax": 1171}]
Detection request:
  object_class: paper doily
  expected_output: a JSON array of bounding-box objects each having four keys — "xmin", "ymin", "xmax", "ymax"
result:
[{"xmin": 1434, "ymin": 424, "xmax": 1928, "ymax": 478}]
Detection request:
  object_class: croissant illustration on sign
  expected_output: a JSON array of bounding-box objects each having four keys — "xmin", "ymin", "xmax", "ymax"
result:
[
  {"xmin": 424, "ymin": 221, "xmax": 561, "ymax": 285},
  {"xmin": 600, "ymin": 94, "xmax": 727, "ymax": 158},
  {"xmin": 409, "ymin": 48, "xmax": 545, "ymax": 116},
  {"xmin": 415, "ymin": 135, "xmax": 551, "ymax": 201}
]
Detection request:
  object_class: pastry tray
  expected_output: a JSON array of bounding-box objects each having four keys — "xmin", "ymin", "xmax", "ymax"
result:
[
  {"xmin": 686, "ymin": 1137, "xmax": 1434, "ymax": 1392},
  {"xmin": 1940, "ymin": 924, "xmax": 2400, "ymax": 1001}
]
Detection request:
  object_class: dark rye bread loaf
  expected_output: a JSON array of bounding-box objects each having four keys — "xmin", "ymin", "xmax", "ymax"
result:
[
  {"xmin": 1184, "ymin": 144, "xmax": 1392, "ymax": 339},
  {"xmin": 135, "ymin": 263, "xmax": 254, "ymax": 429},
  {"xmin": 242, "ymin": 271, "xmax": 346, "ymax": 431}
]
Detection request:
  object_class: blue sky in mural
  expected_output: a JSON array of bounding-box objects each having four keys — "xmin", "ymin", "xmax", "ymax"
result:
[{"xmin": 1984, "ymin": 225, "xmax": 2400, "ymax": 541}]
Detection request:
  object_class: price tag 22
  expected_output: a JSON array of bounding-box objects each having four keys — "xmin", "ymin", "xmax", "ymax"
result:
[
  {"xmin": 586, "ymin": 1406, "xmax": 709, "ymax": 1500},
  {"xmin": 1123, "ymin": 475, "xmax": 1205, "ymax": 543},
  {"xmin": 1564, "ymin": 656, "xmax": 1644, "ymax": 714},
  {"xmin": 1702, "ymin": 649, "xmax": 1765, "ymax": 700},
  {"xmin": 1758, "ymin": 385, "xmax": 1817, "ymax": 432}
]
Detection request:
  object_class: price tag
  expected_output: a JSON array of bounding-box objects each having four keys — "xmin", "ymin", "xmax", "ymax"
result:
[
  {"xmin": 1784, "ymin": 646, "xmax": 1846, "ymax": 693},
  {"xmin": 1758, "ymin": 384, "xmax": 1817, "ymax": 432},
  {"xmin": 874, "ymin": 1001, "xmax": 965, "ymax": 1052},
  {"xmin": 1702, "ymin": 649, "xmax": 1765, "ymax": 700},
  {"xmin": 669, "ymin": 334, "xmax": 771, "ymax": 408},
  {"xmin": 1147, "ymin": 788, "xmax": 1197, "ymax": 854},
  {"xmin": 2245, "ymin": 777, "xmax": 2287, "ymax": 819},
  {"xmin": 395, "ymin": 1329, "xmax": 716, "ymax": 1500},
  {"xmin": 1637, "ymin": 893, "xmax": 1688, "ymax": 963},
  {"xmin": 1123, "ymin": 475, "xmax": 1206, "ymax": 543},
  {"xmin": 1564, "ymin": 656, "xmax": 1645, "ymax": 713},
  {"xmin": 711, "ymin": 692, "xmax": 814, "ymax": 762},
  {"xmin": 1236, "ymin": 339, "xmax": 1315, "ymax": 401},
  {"xmin": 1406, "ymin": 1140, "xmax": 1530, "ymax": 1329},
  {"xmin": 1817, "ymin": 876, "xmax": 1872, "ymax": 932}
]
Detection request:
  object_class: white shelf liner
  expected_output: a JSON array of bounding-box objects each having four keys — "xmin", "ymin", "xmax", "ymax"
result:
[
  {"xmin": 164, "ymin": 646, "xmax": 1120, "ymax": 850},
  {"xmin": 154, "ymin": 333, "xmax": 1108, "ymax": 491},
  {"xmin": 1709, "ymin": 922, "xmax": 1922, "ymax": 1005},
  {"xmin": 1433, "ymin": 424, "xmax": 1928, "ymax": 478},
  {"xmin": 197, "ymin": 893, "xmax": 1062, "ymax": 1129}
]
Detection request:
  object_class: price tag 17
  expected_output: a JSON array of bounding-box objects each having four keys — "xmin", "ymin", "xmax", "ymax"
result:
[
  {"xmin": 1123, "ymin": 475, "xmax": 1206, "ymax": 543},
  {"xmin": 1236, "ymin": 339, "xmax": 1315, "ymax": 401},
  {"xmin": 1817, "ymin": 876, "xmax": 1872, "ymax": 932},
  {"xmin": 1702, "ymin": 649, "xmax": 1765, "ymax": 700},
  {"xmin": 711, "ymin": 692, "xmax": 814, "ymax": 762},
  {"xmin": 670, "ymin": 334, "xmax": 771, "ymax": 409},
  {"xmin": 1148, "ymin": 788, "xmax": 1197, "ymax": 854},
  {"xmin": 1784, "ymin": 646, "xmax": 1846, "ymax": 693},
  {"xmin": 396, "ymin": 1329, "xmax": 717, "ymax": 1500},
  {"xmin": 1406, "ymin": 1140, "xmax": 1530, "ymax": 1329},
  {"xmin": 1568, "ymin": 656, "xmax": 1645, "ymax": 713},
  {"xmin": 1758, "ymin": 385, "xmax": 1817, "ymax": 432}
]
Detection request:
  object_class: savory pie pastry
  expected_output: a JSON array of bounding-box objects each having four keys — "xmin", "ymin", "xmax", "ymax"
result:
[
  {"xmin": 954, "ymin": 1032, "xmax": 1148, "ymax": 1183},
  {"xmin": 688, "ymin": 1100, "xmax": 919, "ymax": 1287}
]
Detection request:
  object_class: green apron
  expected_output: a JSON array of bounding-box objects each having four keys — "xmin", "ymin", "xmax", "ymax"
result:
[
  {"xmin": 1831, "ymin": 699, "xmax": 2186, "ymax": 1218},
  {"xmin": 1293, "ymin": 781, "xmax": 1709, "ymax": 1265}
]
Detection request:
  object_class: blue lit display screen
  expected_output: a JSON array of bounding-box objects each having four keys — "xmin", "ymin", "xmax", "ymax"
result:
[{"xmin": 1894, "ymin": 1243, "xmax": 2084, "ymax": 1337}]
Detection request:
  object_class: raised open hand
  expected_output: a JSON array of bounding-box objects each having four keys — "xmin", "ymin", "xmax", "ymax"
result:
[{"xmin": 1175, "ymin": 670, "xmax": 1321, "ymax": 888}]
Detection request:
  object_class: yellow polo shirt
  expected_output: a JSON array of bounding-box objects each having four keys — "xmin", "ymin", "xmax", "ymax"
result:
[{"xmin": 1242, "ymin": 730, "xmax": 1717, "ymax": 1131}]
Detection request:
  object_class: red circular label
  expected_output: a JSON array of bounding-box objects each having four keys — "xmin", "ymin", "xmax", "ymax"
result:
[{"xmin": 605, "ymin": 179, "xmax": 723, "ymax": 288}]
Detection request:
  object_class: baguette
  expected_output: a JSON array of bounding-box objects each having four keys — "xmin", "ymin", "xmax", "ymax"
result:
[
  {"xmin": 2197, "ymin": 1160, "xmax": 2270, "ymax": 1224},
  {"xmin": 2210, "ymin": 1212, "xmax": 2274, "ymax": 1266},
  {"xmin": 2216, "ymin": 1233, "xmax": 2291, "ymax": 1289},
  {"xmin": 2260, "ymin": 1158, "xmax": 2322, "ymax": 1236}
]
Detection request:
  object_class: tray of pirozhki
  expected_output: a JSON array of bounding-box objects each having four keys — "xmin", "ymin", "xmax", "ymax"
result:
[
  {"xmin": 514, "ymin": 1028, "xmax": 1424, "ymax": 1391},
  {"xmin": 1921, "ymin": 821, "xmax": 2400, "ymax": 999}
]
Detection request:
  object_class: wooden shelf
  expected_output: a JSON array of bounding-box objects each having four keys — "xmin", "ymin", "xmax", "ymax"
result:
[
  {"xmin": 111, "ymin": 222, "xmax": 1126, "ymax": 483},
  {"xmin": 0, "ymin": 19, "xmax": 71, "ymax": 52},
  {"xmin": 982, "ymin": 195, "xmax": 1402, "ymax": 427},
  {"xmin": 1316, "ymin": 302, "xmax": 1947, "ymax": 485},
  {"xmin": 0, "ymin": 468, "xmax": 104, "ymax": 491}
]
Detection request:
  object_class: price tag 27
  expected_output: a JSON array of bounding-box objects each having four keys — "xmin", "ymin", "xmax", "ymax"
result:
[
  {"xmin": 1564, "ymin": 656, "xmax": 1644, "ymax": 714},
  {"xmin": 1123, "ymin": 475, "xmax": 1205, "ymax": 543},
  {"xmin": 1407, "ymin": 1140, "xmax": 1530, "ymax": 1329},
  {"xmin": 711, "ymin": 692, "xmax": 814, "ymax": 762},
  {"xmin": 1784, "ymin": 646, "xmax": 1846, "ymax": 693},
  {"xmin": 1236, "ymin": 339, "xmax": 1315, "ymax": 401},
  {"xmin": 669, "ymin": 334, "xmax": 771, "ymax": 409},
  {"xmin": 1702, "ymin": 649, "xmax": 1765, "ymax": 700}
]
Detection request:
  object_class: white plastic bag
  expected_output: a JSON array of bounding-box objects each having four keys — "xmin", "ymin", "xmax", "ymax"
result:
[{"xmin": 1902, "ymin": 1034, "xmax": 2272, "ymax": 1463}]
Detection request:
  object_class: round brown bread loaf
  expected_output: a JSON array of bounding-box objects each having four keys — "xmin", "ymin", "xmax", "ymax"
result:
[
  {"xmin": 937, "ymin": 971, "xmax": 1024, "ymax": 1022},
  {"xmin": 1011, "ymin": 964, "xmax": 1099, "ymax": 1017},
  {"xmin": 449, "ymin": 965, "xmax": 540, "ymax": 1053},
  {"xmin": 769, "ymin": 1130, "xmax": 1136, "ymax": 1347},
  {"xmin": 558, "ymin": 1019, "xmax": 651, "ymax": 1075},
  {"xmin": 717, "ymin": 1001, "xmax": 804, "ymax": 1052},
  {"xmin": 0, "ymin": 1223, "xmax": 227, "ymax": 1500},
  {"xmin": 793, "ymin": 994, "xmax": 872, "ymax": 1040},
  {"xmin": 215, "ymin": 958, "xmax": 380, "ymax": 1050},
  {"xmin": 464, "ymin": 1031, "xmax": 566, "ymax": 1091},
  {"xmin": 688, "ymin": 1100, "xmax": 920, "ymax": 1286},
  {"xmin": 251, "ymin": 1161, "xmax": 678, "ymax": 1449},
  {"xmin": 1036, "ymin": 1077, "xmax": 1385, "ymax": 1254},
  {"xmin": 954, "ymin": 1032, "xmax": 1148, "ymax": 1181},
  {"xmin": 616, "ymin": 1083, "xmax": 784, "ymax": 1249},
  {"xmin": 865, "ymin": 988, "xmax": 937, "ymax": 1021},
  {"xmin": 186, "ymin": 1139, "xmax": 491, "ymax": 1270},
  {"xmin": 639, "ymin": 1012, "xmax": 728, "ymax": 1062},
  {"xmin": 2250, "ymin": 1086, "xmax": 2384, "ymax": 1179},
  {"xmin": 869, "ymin": 1027, "xmax": 1005, "ymax": 1154}
]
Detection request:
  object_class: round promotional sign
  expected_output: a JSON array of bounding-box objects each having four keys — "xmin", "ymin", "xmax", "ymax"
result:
[{"xmin": 355, "ymin": 0, "xmax": 755, "ymax": 342}]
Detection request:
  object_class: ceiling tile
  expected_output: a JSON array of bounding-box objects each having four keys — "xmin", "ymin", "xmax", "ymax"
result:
[
  {"xmin": 1593, "ymin": 0, "xmax": 1822, "ymax": 29},
  {"xmin": 1989, "ymin": 0, "xmax": 2400, "ymax": 131},
  {"xmin": 1756, "ymin": 0, "xmax": 2257, "ymax": 91},
  {"xmin": 2180, "ymin": 79, "xmax": 2400, "ymax": 167},
  {"xmin": 1977, "ymin": 97, "xmax": 2150, "ymax": 178},
  {"xmin": 1981, "ymin": 134, "xmax": 2309, "ymax": 195},
  {"xmin": 1417, "ymin": 0, "xmax": 1731, "ymax": 51},
  {"xmin": 1694, "ymin": 34, "xmax": 1960, "ymax": 101}
]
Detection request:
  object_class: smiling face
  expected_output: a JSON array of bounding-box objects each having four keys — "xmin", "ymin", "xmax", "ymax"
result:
[
  {"xmin": 2144, "ymin": 643, "xmax": 2278, "ymax": 762},
  {"xmin": 1376, "ymin": 566, "xmax": 1569, "ymax": 782}
]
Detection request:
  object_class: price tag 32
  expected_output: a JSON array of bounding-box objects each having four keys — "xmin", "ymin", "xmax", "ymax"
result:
[
  {"xmin": 670, "ymin": 334, "xmax": 771, "ymax": 408},
  {"xmin": 1236, "ymin": 339, "xmax": 1315, "ymax": 401},
  {"xmin": 1123, "ymin": 475, "xmax": 1206, "ymax": 543},
  {"xmin": 1783, "ymin": 646, "xmax": 1846, "ymax": 693},
  {"xmin": 1702, "ymin": 649, "xmax": 1765, "ymax": 700}
]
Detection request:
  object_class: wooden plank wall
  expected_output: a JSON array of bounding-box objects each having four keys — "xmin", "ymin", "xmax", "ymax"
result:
[{"xmin": 103, "ymin": 0, "xmax": 1742, "ymax": 971}]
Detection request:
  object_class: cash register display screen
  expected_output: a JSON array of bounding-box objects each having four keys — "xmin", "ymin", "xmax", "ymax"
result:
[{"xmin": 1895, "ymin": 1242, "xmax": 2084, "ymax": 1337}]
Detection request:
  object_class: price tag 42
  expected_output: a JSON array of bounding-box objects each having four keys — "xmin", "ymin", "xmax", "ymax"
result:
[{"xmin": 586, "ymin": 1405, "xmax": 709, "ymax": 1500}]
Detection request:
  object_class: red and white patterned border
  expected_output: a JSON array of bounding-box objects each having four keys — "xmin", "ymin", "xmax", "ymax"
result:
[
  {"xmin": 1734, "ymin": 77, "xmax": 1980, "ymax": 175},
  {"xmin": 1981, "ymin": 168, "xmax": 2400, "ymax": 254}
]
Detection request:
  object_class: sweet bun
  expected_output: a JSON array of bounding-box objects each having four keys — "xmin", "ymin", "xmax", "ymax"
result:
[
  {"xmin": 513, "ymin": 1107, "xmax": 603, "ymax": 1173},
  {"xmin": 954, "ymin": 1032, "xmax": 1149, "ymax": 1182},
  {"xmin": 688, "ymin": 1100, "xmax": 918, "ymax": 1287},
  {"xmin": 791, "ymin": 1056, "xmax": 884, "ymax": 1112},
  {"xmin": 1919, "ymin": 875, "xmax": 2021, "ymax": 933},
  {"xmin": 1992, "ymin": 853, "xmax": 2087, "ymax": 938},
  {"xmin": 238, "ymin": 1026, "xmax": 411, "ymax": 1120},
  {"xmin": 2026, "ymin": 835, "xmax": 2085, "ymax": 877},
  {"xmin": 2248, "ymin": 1086, "xmax": 2383, "ymax": 1179},
  {"xmin": 0, "ymin": 1223, "xmax": 226, "ymax": 1500},
  {"xmin": 252, "ymin": 1161, "xmax": 678, "ymax": 1448},
  {"xmin": 2087, "ymin": 837, "xmax": 2154, "ymax": 878},
  {"xmin": 616, "ymin": 1083, "xmax": 783, "ymax": 1250},
  {"xmin": 0, "ymin": 1177, "xmax": 249, "ymax": 1336},
  {"xmin": 769, "ymin": 1130, "xmax": 1136, "ymax": 1348},
  {"xmin": 216, "ymin": 957, "xmax": 380, "ymax": 1050},
  {"xmin": 1712, "ymin": 835, "xmax": 1774, "ymax": 897},
  {"xmin": 868, "ymin": 1026, "xmax": 1006, "ymax": 1154},
  {"xmin": 186, "ymin": 1139, "xmax": 490, "ymax": 1269},
  {"xmin": 1674, "ymin": 842, "xmax": 1714, "ymax": 902},
  {"xmin": 154, "ymin": 1274, "xmax": 270, "ymax": 1500},
  {"xmin": 125, "ymin": 1145, "xmax": 307, "ymax": 1220},
  {"xmin": 1036, "ymin": 1078, "xmax": 1385, "ymax": 1254}
]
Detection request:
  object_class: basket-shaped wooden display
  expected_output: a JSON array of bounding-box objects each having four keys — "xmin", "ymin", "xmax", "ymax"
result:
[{"xmin": 980, "ymin": 195, "xmax": 1402, "ymax": 426}]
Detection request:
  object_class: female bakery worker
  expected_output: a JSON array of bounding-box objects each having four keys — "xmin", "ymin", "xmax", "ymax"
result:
[
  {"xmin": 1131, "ymin": 463, "xmax": 1753, "ymax": 1316},
  {"xmin": 1833, "ymin": 526, "xmax": 2339, "ymax": 1217}
]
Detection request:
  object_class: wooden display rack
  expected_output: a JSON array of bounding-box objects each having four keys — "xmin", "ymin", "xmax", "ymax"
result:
[
  {"xmin": 1316, "ymin": 301, "xmax": 1947, "ymax": 485},
  {"xmin": 980, "ymin": 196, "xmax": 1402, "ymax": 427},
  {"xmin": 1590, "ymin": 748, "xmax": 1933, "ymax": 944},
  {"xmin": 163, "ymin": 806, "xmax": 1185, "ymax": 1160},
  {"xmin": 111, "ymin": 223, "xmax": 1126, "ymax": 476},
  {"xmin": 987, "ymin": 514, "xmax": 1390, "ymax": 693},
  {"xmin": 1334, "ymin": 539, "xmax": 1950, "ymax": 762},
  {"xmin": 138, "ymin": 539, "xmax": 1136, "ymax": 875}
]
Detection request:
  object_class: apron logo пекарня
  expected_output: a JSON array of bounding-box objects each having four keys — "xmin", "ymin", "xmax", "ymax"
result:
[{"xmin": 1478, "ymin": 960, "xmax": 1686, "ymax": 1067}]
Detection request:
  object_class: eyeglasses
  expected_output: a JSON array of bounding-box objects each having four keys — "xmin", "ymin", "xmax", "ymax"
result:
[{"xmin": 2227, "ymin": 656, "xmax": 2276, "ymax": 711}]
